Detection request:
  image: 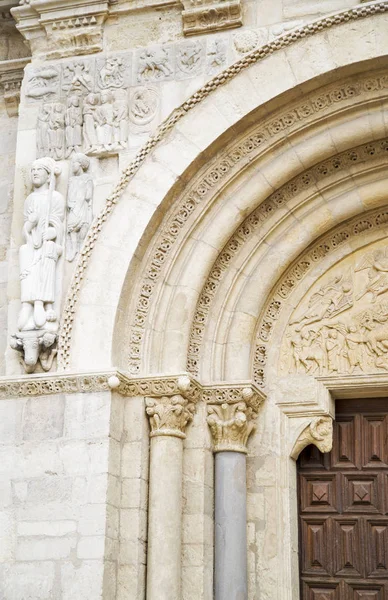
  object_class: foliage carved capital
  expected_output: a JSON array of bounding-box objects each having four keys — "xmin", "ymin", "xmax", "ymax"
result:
[
  {"xmin": 145, "ymin": 394, "xmax": 196, "ymax": 439},
  {"xmin": 207, "ymin": 401, "xmax": 257, "ymax": 453}
]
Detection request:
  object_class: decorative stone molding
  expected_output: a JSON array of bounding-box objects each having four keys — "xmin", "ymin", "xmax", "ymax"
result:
[
  {"xmin": 182, "ymin": 0, "xmax": 242, "ymax": 36},
  {"xmin": 290, "ymin": 416, "xmax": 333, "ymax": 460},
  {"xmin": 188, "ymin": 137, "xmax": 388, "ymax": 378},
  {"xmin": 57, "ymin": 4, "xmax": 388, "ymax": 370},
  {"xmin": 202, "ymin": 382, "xmax": 264, "ymax": 412},
  {"xmin": 0, "ymin": 370, "xmax": 202, "ymax": 399},
  {"xmin": 11, "ymin": 0, "xmax": 112, "ymax": 59},
  {"xmin": 146, "ymin": 394, "xmax": 196, "ymax": 438},
  {"xmin": 0, "ymin": 57, "xmax": 30, "ymax": 116},
  {"xmin": 207, "ymin": 401, "xmax": 257, "ymax": 453}
]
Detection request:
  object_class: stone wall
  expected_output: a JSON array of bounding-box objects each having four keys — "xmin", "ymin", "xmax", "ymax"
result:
[{"xmin": 0, "ymin": 99, "xmax": 17, "ymax": 374}]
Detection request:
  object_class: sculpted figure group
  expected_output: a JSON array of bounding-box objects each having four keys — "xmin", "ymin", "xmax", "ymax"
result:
[
  {"xmin": 286, "ymin": 251, "xmax": 388, "ymax": 376},
  {"xmin": 37, "ymin": 89, "xmax": 129, "ymax": 158}
]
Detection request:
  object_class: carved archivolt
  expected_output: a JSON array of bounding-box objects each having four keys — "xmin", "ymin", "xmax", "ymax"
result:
[
  {"xmin": 187, "ymin": 138, "xmax": 388, "ymax": 376},
  {"xmin": 254, "ymin": 207, "xmax": 388, "ymax": 389},
  {"xmin": 291, "ymin": 416, "xmax": 333, "ymax": 460},
  {"xmin": 58, "ymin": 4, "xmax": 388, "ymax": 370}
]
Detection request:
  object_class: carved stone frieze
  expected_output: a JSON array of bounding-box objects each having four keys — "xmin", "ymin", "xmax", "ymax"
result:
[
  {"xmin": 282, "ymin": 242, "xmax": 388, "ymax": 378},
  {"xmin": 207, "ymin": 402, "xmax": 256, "ymax": 453},
  {"xmin": 25, "ymin": 65, "xmax": 60, "ymax": 101},
  {"xmin": 202, "ymin": 383, "xmax": 264, "ymax": 412},
  {"xmin": 182, "ymin": 0, "xmax": 242, "ymax": 36},
  {"xmin": 136, "ymin": 46, "xmax": 174, "ymax": 83},
  {"xmin": 290, "ymin": 416, "xmax": 333, "ymax": 460},
  {"xmin": 57, "ymin": 5, "xmax": 388, "ymax": 370}
]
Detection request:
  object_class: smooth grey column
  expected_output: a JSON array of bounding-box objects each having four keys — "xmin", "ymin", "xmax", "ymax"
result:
[{"xmin": 215, "ymin": 451, "xmax": 247, "ymax": 600}]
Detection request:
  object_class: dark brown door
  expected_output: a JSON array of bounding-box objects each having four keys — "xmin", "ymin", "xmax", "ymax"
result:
[{"xmin": 298, "ymin": 399, "xmax": 388, "ymax": 599}]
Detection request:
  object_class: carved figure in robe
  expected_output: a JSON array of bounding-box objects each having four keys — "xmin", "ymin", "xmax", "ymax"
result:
[
  {"xmin": 66, "ymin": 153, "xmax": 94, "ymax": 262},
  {"xmin": 18, "ymin": 157, "xmax": 65, "ymax": 332},
  {"xmin": 96, "ymin": 90, "xmax": 114, "ymax": 149},
  {"xmin": 36, "ymin": 104, "xmax": 51, "ymax": 157},
  {"xmin": 83, "ymin": 93, "xmax": 99, "ymax": 152},
  {"xmin": 47, "ymin": 103, "xmax": 65, "ymax": 160},
  {"xmin": 65, "ymin": 95, "xmax": 83, "ymax": 158},
  {"xmin": 325, "ymin": 329, "xmax": 343, "ymax": 372},
  {"xmin": 113, "ymin": 89, "xmax": 128, "ymax": 149},
  {"xmin": 356, "ymin": 247, "xmax": 388, "ymax": 302}
]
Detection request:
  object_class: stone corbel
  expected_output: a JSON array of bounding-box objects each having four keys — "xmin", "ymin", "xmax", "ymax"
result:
[
  {"xmin": 0, "ymin": 57, "xmax": 30, "ymax": 116},
  {"xmin": 290, "ymin": 415, "xmax": 333, "ymax": 460},
  {"xmin": 11, "ymin": 0, "xmax": 111, "ymax": 59},
  {"xmin": 204, "ymin": 383, "xmax": 263, "ymax": 453},
  {"xmin": 181, "ymin": 0, "xmax": 242, "ymax": 36}
]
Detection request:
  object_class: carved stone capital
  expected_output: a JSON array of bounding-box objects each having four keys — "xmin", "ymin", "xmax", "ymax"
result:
[
  {"xmin": 207, "ymin": 401, "xmax": 256, "ymax": 453},
  {"xmin": 145, "ymin": 394, "xmax": 196, "ymax": 439},
  {"xmin": 0, "ymin": 58, "xmax": 30, "ymax": 117},
  {"xmin": 182, "ymin": 0, "xmax": 242, "ymax": 36},
  {"xmin": 291, "ymin": 416, "xmax": 333, "ymax": 460}
]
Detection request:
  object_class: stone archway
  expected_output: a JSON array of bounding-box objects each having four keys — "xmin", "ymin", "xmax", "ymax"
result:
[{"xmin": 50, "ymin": 6, "xmax": 388, "ymax": 599}]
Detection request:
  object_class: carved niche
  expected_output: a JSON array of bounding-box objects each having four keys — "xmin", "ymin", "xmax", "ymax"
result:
[
  {"xmin": 282, "ymin": 240, "xmax": 388, "ymax": 377},
  {"xmin": 11, "ymin": 157, "xmax": 65, "ymax": 373}
]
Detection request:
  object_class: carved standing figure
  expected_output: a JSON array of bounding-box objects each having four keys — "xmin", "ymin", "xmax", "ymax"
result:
[
  {"xmin": 18, "ymin": 157, "xmax": 65, "ymax": 332},
  {"xmin": 83, "ymin": 93, "xmax": 99, "ymax": 152},
  {"xmin": 96, "ymin": 90, "xmax": 114, "ymax": 149},
  {"xmin": 12, "ymin": 158, "xmax": 65, "ymax": 373},
  {"xmin": 65, "ymin": 95, "xmax": 83, "ymax": 158},
  {"xmin": 47, "ymin": 103, "xmax": 65, "ymax": 160},
  {"xmin": 66, "ymin": 153, "xmax": 94, "ymax": 262},
  {"xmin": 113, "ymin": 89, "xmax": 128, "ymax": 149},
  {"xmin": 36, "ymin": 103, "xmax": 51, "ymax": 157}
]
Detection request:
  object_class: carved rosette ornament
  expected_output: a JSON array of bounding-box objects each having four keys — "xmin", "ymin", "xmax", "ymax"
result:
[
  {"xmin": 291, "ymin": 416, "xmax": 333, "ymax": 460},
  {"xmin": 146, "ymin": 394, "xmax": 195, "ymax": 438}
]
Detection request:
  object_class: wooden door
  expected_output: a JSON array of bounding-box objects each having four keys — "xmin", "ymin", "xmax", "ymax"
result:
[{"xmin": 298, "ymin": 399, "xmax": 388, "ymax": 599}]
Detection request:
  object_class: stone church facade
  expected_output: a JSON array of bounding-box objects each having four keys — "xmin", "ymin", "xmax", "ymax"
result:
[{"xmin": 1, "ymin": 0, "xmax": 388, "ymax": 597}]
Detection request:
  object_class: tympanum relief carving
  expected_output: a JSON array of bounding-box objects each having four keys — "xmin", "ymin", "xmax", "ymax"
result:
[
  {"xmin": 282, "ymin": 241, "xmax": 388, "ymax": 377},
  {"xmin": 11, "ymin": 158, "xmax": 65, "ymax": 373}
]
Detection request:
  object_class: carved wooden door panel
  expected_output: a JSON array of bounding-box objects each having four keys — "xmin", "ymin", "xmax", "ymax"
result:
[{"xmin": 298, "ymin": 400, "xmax": 388, "ymax": 599}]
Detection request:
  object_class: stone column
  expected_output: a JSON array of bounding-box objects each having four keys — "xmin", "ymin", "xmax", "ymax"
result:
[
  {"xmin": 206, "ymin": 388, "xmax": 261, "ymax": 600},
  {"xmin": 145, "ymin": 376, "xmax": 197, "ymax": 600}
]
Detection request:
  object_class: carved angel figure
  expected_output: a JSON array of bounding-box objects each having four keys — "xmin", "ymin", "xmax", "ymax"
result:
[
  {"xmin": 291, "ymin": 271, "xmax": 353, "ymax": 330},
  {"xmin": 66, "ymin": 153, "xmax": 94, "ymax": 262},
  {"xmin": 18, "ymin": 157, "xmax": 65, "ymax": 332}
]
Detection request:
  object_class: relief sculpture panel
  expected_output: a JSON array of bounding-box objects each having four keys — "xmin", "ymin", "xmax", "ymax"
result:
[{"xmin": 282, "ymin": 241, "xmax": 388, "ymax": 376}]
